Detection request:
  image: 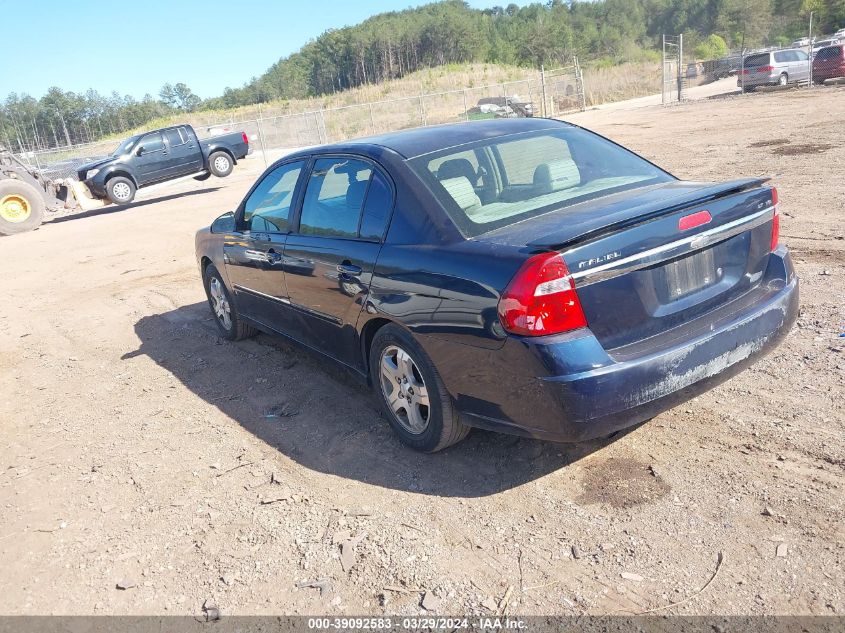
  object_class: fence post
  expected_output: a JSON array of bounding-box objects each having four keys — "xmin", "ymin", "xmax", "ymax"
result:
[
  {"xmin": 540, "ymin": 65, "xmax": 547, "ymax": 118},
  {"xmin": 662, "ymin": 35, "xmax": 666, "ymax": 104},
  {"xmin": 419, "ymin": 93, "xmax": 427, "ymax": 126},
  {"xmin": 808, "ymin": 11, "xmax": 814, "ymax": 86},
  {"xmin": 369, "ymin": 103, "xmax": 376, "ymax": 134},
  {"xmin": 463, "ymin": 89, "xmax": 469, "ymax": 121},
  {"xmin": 254, "ymin": 116, "xmax": 269, "ymax": 169},
  {"xmin": 678, "ymin": 33, "xmax": 684, "ymax": 101}
]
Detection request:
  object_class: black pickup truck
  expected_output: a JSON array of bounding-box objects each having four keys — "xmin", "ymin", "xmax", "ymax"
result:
[{"xmin": 77, "ymin": 124, "xmax": 249, "ymax": 204}]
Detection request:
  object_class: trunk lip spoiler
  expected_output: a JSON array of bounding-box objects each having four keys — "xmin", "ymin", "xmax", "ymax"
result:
[
  {"xmin": 570, "ymin": 204, "xmax": 775, "ymax": 288},
  {"xmin": 529, "ymin": 177, "xmax": 771, "ymax": 250}
]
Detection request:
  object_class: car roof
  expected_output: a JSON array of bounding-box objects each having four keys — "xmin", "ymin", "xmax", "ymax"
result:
[{"xmin": 334, "ymin": 118, "xmax": 571, "ymax": 159}]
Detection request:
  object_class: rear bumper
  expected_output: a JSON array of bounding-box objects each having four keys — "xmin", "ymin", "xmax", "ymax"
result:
[
  {"xmin": 436, "ymin": 249, "xmax": 798, "ymax": 443},
  {"xmin": 737, "ymin": 73, "xmax": 779, "ymax": 87},
  {"xmin": 813, "ymin": 65, "xmax": 845, "ymax": 81}
]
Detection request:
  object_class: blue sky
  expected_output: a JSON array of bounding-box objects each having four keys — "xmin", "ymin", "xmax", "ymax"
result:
[{"xmin": 0, "ymin": 0, "xmax": 527, "ymax": 102}]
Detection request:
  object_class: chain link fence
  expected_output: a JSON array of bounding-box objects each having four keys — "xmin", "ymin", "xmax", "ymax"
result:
[{"xmin": 15, "ymin": 63, "xmax": 586, "ymax": 178}]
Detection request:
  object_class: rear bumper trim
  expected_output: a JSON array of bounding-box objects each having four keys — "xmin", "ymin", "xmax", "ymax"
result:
[{"xmin": 571, "ymin": 205, "xmax": 774, "ymax": 287}]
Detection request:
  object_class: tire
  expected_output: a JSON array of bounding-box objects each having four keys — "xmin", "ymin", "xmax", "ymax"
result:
[
  {"xmin": 194, "ymin": 172, "xmax": 212, "ymax": 181},
  {"xmin": 106, "ymin": 176, "xmax": 136, "ymax": 204},
  {"xmin": 742, "ymin": 85, "xmax": 756, "ymax": 93},
  {"xmin": 208, "ymin": 151, "xmax": 234, "ymax": 178},
  {"xmin": 202, "ymin": 264, "xmax": 256, "ymax": 340},
  {"xmin": 778, "ymin": 73, "xmax": 788, "ymax": 86},
  {"xmin": 369, "ymin": 323, "xmax": 469, "ymax": 452},
  {"xmin": 0, "ymin": 179, "xmax": 45, "ymax": 235}
]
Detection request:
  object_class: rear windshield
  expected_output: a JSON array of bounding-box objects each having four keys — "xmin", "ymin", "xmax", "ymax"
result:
[
  {"xmin": 816, "ymin": 46, "xmax": 843, "ymax": 60},
  {"xmin": 408, "ymin": 128, "xmax": 673, "ymax": 237},
  {"xmin": 744, "ymin": 53, "xmax": 771, "ymax": 67}
]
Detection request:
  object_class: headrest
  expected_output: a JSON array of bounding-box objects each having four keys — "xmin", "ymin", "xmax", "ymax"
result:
[
  {"xmin": 533, "ymin": 159, "xmax": 581, "ymax": 194},
  {"xmin": 437, "ymin": 158, "xmax": 476, "ymax": 184}
]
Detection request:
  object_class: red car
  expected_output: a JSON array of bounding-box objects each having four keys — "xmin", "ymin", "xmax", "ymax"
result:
[{"xmin": 813, "ymin": 44, "xmax": 845, "ymax": 84}]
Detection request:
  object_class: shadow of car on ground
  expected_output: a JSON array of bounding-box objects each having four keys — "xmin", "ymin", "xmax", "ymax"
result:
[{"xmin": 124, "ymin": 301, "xmax": 631, "ymax": 498}]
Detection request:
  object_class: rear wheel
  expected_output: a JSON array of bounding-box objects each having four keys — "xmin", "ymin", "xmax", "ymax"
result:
[
  {"xmin": 0, "ymin": 179, "xmax": 45, "ymax": 235},
  {"xmin": 742, "ymin": 85, "xmax": 756, "ymax": 93},
  {"xmin": 778, "ymin": 73, "xmax": 788, "ymax": 86},
  {"xmin": 106, "ymin": 176, "xmax": 136, "ymax": 204},
  {"xmin": 208, "ymin": 152, "xmax": 233, "ymax": 177},
  {"xmin": 369, "ymin": 324, "xmax": 469, "ymax": 452},
  {"xmin": 203, "ymin": 264, "xmax": 256, "ymax": 340}
]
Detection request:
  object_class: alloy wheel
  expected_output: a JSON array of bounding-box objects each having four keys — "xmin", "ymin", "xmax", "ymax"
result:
[
  {"xmin": 379, "ymin": 345, "xmax": 431, "ymax": 434},
  {"xmin": 209, "ymin": 276, "xmax": 232, "ymax": 330},
  {"xmin": 112, "ymin": 182, "xmax": 132, "ymax": 201}
]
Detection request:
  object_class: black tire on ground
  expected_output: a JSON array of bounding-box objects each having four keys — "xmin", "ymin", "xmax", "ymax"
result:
[
  {"xmin": 743, "ymin": 85, "xmax": 756, "ymax": 93},
  {"xmin": 194, "ymin": 172, "xmax": 212, "ymax": 181},
  {"xmin": 105, "ymin": 176, "xmax": 136, "ymax": 204},
  {"xmin": 778, "ymin": 73, "xmax": 788, "ymax": 86},
  {"xmin": 0, "ymin": 179, "xmax": 46, "ymax": 235},
  {"xmin": 369, "ymin": 323, "xmax": 469, "ymax": 452},
  {"xmin": 208, "ymin": 151, "xmax": 234, "ymax": 177},
  {"xmin": 202, "ymin": 263, "xmax": 256, "ymax": 341}
]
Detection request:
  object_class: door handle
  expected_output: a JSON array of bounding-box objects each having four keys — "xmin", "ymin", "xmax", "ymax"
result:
[
  {"xmin": 266, "ymin": 249, "xmax": 283, "ymax": 265},
  {"xmin": 337, "ymin": 263, "xmax": 362, "ymax": 276}
]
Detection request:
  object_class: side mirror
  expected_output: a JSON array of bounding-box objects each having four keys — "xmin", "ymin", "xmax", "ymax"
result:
[
  {"xmin": 135, "ymin": 146, "xmax": 144, "ymax": 156},
  {"xmin": 211, "ymin": 211, "xmax": 236, "ymax": 233}
]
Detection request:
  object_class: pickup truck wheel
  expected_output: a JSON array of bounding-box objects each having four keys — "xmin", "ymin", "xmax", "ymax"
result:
[
  {"xmin": 370, "ymin": 323, "xmax": 470, "ymax": 452},
  {"xmin": 106, "ymin": 177, "xmax": 136, "ymax": 204},
  {"xmin": 208, "ymin": 152, "xmax": 233, "ymax": 177},
  {"xmin": 0, "ymin": 179, "xmax": 45, "ymax": 235},
  {"xmin": 203, "ymin": 264, "xmax": 256, "ymax": 340}
]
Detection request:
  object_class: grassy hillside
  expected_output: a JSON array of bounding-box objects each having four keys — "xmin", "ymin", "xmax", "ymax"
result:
[{"xmin": 116, "ymin": 61, "xmax": 662, "ymax": 139}]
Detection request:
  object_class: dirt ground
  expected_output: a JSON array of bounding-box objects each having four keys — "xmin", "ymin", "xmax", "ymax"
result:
[{"xmin": 1, "ymin": 85, "xmax": 843, "ymax": 618}]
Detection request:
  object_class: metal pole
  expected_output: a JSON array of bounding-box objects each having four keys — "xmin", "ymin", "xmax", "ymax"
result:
[
  {"xmin": 540, "ymin": 65, "xmax": 548, "ymax": 118},
  {"xmin": 808, "ymin": 11, "xmax": 814, "ymax": 86},
  {"xmin": 419, "ymin": 93, "xmax": 427, "ymax": 126},
  {"xmin": 254, "ymin": 116, "xmax": 269, "ymax": 169},
  {"xmin": 678, "ymin": 34, "xmax": 684, "ymax": 101},
  {"xmin": 662, "ymin": 35, "xmax": 666, "ymax": 104}
]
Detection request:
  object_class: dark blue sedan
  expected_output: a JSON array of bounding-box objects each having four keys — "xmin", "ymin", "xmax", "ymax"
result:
[{"xmin": 195, "ymin": 119, "xmax": 798, "ymax": 452}]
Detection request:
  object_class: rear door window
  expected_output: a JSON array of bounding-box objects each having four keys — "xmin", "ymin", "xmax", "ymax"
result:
[
  {"xmin": 164, "ymin": 128, "xmax": 186, "ymax": 148},
  {"xmin": 359, "ymin": 171, "xmax": 393, "ymax": 240},
  {"xmin": 298, "ymin": 158, "xmax": 373, "ymax": 238},
  {"xmin": 816, "ymin": 46, "xmax": 842, "ymax": 60}
]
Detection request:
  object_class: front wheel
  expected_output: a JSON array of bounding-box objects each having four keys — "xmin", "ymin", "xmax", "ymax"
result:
[
  {"xmin": 202, "ymin": 264, "xmax": 256, "ymax": 340},
  {"xmin": 208, "ymin": 152, "xmax": 234, "ymax": 177},
  {"xmin": 0, "ymin": 179, "xmax": 45, "ymax": 235},
  {"xmin": 370, "ymin": 324, "xmax": 469, "ymax": 452},
  {"xmin": 106, "ymin": 176, "xmax": 136, "ymax": 204}
]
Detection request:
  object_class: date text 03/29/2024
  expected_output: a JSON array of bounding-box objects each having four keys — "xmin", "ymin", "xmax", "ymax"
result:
[{"xmin": 306, "ymin": 616, "xmax": 527, "ymax": 630}]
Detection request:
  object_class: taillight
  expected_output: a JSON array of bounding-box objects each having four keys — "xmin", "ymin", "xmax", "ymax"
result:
[
  {"xmin": 759, "ymin": 65, "xmax": 774, "ymax": 72},
  {"xmin": 242, "ymin": 132, "xmax": 249, "ymax": 145},
  {"xmin": 770, "ymin": 187, "xmax": 780, "ymax": 251},
  {"xmin": 497, "ymin": 252, "xmax": 587, "ymax": 336}
]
